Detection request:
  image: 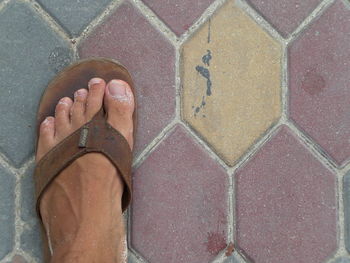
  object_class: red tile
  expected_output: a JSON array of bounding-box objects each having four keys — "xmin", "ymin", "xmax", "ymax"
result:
[
  {"xmin": 79, "ymin": 1, "xmax": 175, "ymax": 157},
  {"xmin": 131, "ymin": 125, "xmax": 228, "ymax": 263},
  {"xmin": 289, "ymin": 0, "xmax": 350, "ymax": 166},
  {"xmin": 142, "ymin": 0, "xmax": 215, "ymax": 36},
  {"xmin": 247, "ymin": 0, "xmax": 322, "ymax": 37},
  {"xmin": 235, "ymin": 126, "xmax": 337, "ymax": 263}
]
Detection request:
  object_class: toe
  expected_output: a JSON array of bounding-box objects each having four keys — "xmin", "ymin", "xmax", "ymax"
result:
[
  {"xmin": 36, "ymin": 117, "xmax": 55, "ymax": 161},
  {"xmin": 70, "ymin": 89, "xmax": 88, "ymax": 127},
  {"xmin": 86, "ymin": 78, "xmax": 106, "ymax": 119},
  {"xmin": 105, "ymin": 79, "xmax": 135, "ymax": 149},
  {"xmin": 54, "ymin": 97, "xmax": 73, "ymax": 135}
]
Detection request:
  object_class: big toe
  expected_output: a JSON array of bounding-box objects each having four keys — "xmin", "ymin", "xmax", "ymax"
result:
[{"xmin": 104, "ymin": 79, "xmax": 135, "ymax": 149}]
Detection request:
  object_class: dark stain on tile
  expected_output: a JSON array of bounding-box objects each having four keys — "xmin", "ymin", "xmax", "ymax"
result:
[
  {"xmin": 202, "ymin": 50, "xmax": 212, "ymax": 66},
  {"xmin": 205, "ymin": 231, "xmax": 226, "ymax": 255},
  {"xmin": 193, "ymin": 49, "xmax": 213, "ymax": 117},
  {"xmin": 225, "ymin": 242, "xmax": 235, "ymax": 256},
  {"xmin": 301, "ymin": 68, "xmax": 326, "ymax": 95},
  {"xmin": 195, "ymin": 65, "xmax": 212, "ymax": 95}
]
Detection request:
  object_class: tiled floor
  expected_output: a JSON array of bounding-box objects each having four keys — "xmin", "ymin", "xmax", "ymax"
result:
[{"xmin": 0, "ymin": 0, "xmax": 350, "ymax": 262}]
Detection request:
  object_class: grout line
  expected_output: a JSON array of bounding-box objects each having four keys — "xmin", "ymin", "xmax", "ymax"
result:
[
  {"xmin": 286, "ymin": 0, "xmax": 335, "ymax": 44},
  {"xmin": 132, "ymin": 119, "xmax": 178, "ymax": 169},
  {"xmin": 228, "ymin": 120, "xmax": 282, "ymax": 174},
  {"xmin": 281, "ymin": 41, "xmax": 289, "ymax": 121},
  {"xmin": 285, "ymin": 120, "xmax": 338, "ymax": 173},
  {"xmin": 25, "ymin": 0, "xmax": 71, "ymax": 42},
  {"xmin": 227, "ymin": 171, "xmax": 234, "ymax": 244},
  {"xmin": 235, "ymin": 0, "xmax": 284, "ymax": 43},
  {"xmin": 329, "ymin": 172, "xmax": 348, "ymax": 261},
  {"xmin": 179, "ymin": 121, "xmax": 231, "ymax": 171},
  {"xmin": 175, "ymin": 43, "xmax": 181, "ymax": 120},
  {"xmin": 0, "ymin": 151, "xmax": 17, "ymax": 175},
  {"xmin": 128, "ymin": 247, "xmax": 148, "ymax": 263},
  {"xmin": 130, "ymin": 0, "xmax": 177, "ymax": 45},
  {"xmin": 13, "ymin": 166, "xmax": 22, "ymax": 257},
  {"xmin": 178, "ymin": 0, "xmax": 227, "ymax": 46},
  {"xmin": 0, "ymin": 0, "xmax": 11, "ymax": 12},
  {"xmin": 75, "ymin": 0, "xmax": 123, "ymax": 47},
  {"xmin": 17, "ymin": 156, "xmax": 35, "ymax": 179}
]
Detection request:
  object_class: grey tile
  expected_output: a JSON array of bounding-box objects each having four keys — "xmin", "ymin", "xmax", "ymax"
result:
[
  {"xmin": 20, "ymin": 164, "xmax": 43, "ymax": 261},
  {"xmin": 0, "ymin": 165, "xmax": 15, "ymax": 260},
  {"xmin": 223, "ymin": 253, "xmax": 240, "ymax": 263},
  {"xmin": 20, "ymin": 164, "xmax": 36, "ymax": 224},
  {"xmin": 37, "ymin": 0, "xmax": 112, "ymax": 36},
  {"xmin": 0, "ymin": 1, "xmax": 73, "ymax": 167},
  {"xmin": 20, "ymin": 222, "xmax": 43, "ymax": 262},
  {"xmin": 331, "ymin": 257, "xmax": 350, "ymax": 263},
  {"xmin": 345, "ymin": 173, "xmax": 350, "ymax": 253}
]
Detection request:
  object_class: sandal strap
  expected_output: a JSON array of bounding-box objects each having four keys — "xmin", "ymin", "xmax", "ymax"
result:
[{"xmin": 34, "ymin": 110, "xmax": 132, "ymax": 220}]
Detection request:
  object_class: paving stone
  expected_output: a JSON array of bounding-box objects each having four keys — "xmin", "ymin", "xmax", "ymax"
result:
[
  {"xmin": 20, "ymin": 164, "xmax": 37, "ymax": 225},
  {"xmin": 142, "ymin": 0, "xmax": 215, "ymax": 36},
  {"xmin": 246, "ymin": 0, "xmax": 322, "ymax": 37},
  {"xmin": 0, "ymin": 1, "xmax": 73, "ymax": 167},
  {"xmin": 344, "ymin": 173, "xmax": 350, "ymax": 253},
  {"xmin": 289, "ymin": 0, "xmax": 350, "ymax": 166},
  {"xmin": 0, "ymin": 165, "xmax": 15, "ymax": 260},
  {"xmin": 331, "ymin": 257, "xmax": 350, "ymax": 263},
  {"xmin": 20, "ymin": 164, "xmax": 43, "ymax": 261},
  {"xmin": 79, "ymin": 1, "xmax": 175, "ymax": 158},
  {"xmin": 223, "ymin": 252, "xmax": 240, "ymax": 263},
  {"xmin": 235, "ymin": 126, "xmax": 337, "ymax": 263},
  {"xmin": 182, "ymin": 0, "xmax": 282, "ymax": 166},
  {"xmin": 131, "ymin": 125, "xmax": 228, "ymax": 263},
  {"xmin": 37, "ymin": 0, "xmax": 112, "ymax": 37},
  {"xmin": 20, "ymin": 223, "xmax": 43, "ymax": 262}
]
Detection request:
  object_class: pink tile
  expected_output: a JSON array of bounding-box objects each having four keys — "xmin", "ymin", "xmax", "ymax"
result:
[
  {"xmin": 131, "ymin": 125, "xmax": 228, "ymax": 263},
  {"xmin": 142, "ymin": 0, "xmax": 215, "ymax": 36},
  {"xmin": 289, "ymin": 0, "xmax": 350, "ymax": 166},
  {"xmin": 247, "ymin": 0, "xmax": 322, "ymax": 37},
  {"xmin": 235, "ymin": 126, "xmax": 337, "ymax": 263},
  {"xmin": 79, "ymin": 1, "xmax": 175, "ymax": 157}
]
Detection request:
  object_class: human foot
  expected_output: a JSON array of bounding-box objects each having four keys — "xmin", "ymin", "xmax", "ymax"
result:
[{"xmin": 36, "ymin": 77, "xmax": 135, "ymax": 263}]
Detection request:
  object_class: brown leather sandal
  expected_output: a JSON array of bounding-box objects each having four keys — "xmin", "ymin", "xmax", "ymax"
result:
[{"xmin": 34, "ymin": 58, "xmax": 137, "ymax": 261}]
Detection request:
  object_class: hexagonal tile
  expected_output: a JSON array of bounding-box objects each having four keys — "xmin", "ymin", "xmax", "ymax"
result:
[
  {"xmin": 0, "ymin": 1, "xmax": 73, "ymax": 167},
  {"xmin": 79, "ymin": 1, "xmax": 175, "ymax": 158},
  {"xmin": 142, "ymin": 0, "xmax": 215, "ymax": 36},
  {"xmin": 235, "ymin": 126, "xmax": 337, "ymax": 263},
  {"xmin": 131, "ymin": 125, "xmax": 228, "ymax": 263},
  {"xmin": 37, "ymin": 0, "xmax": 112, "ymax": 37},
  {"xmin": 20, "ymin": 164, "xmax": 43, "ymax": 261},
  {"xmin": 0, "ymin": 165, "xmax": 15, "ymax": 260},
  {"xmin": 344, "ymin": 172, "xmax": 350, "ymax": 253},
  {"xmin": 289, "ymin": 0, "xmax": 350, "ymax": 166},
  {"xmin": 331, "ymin": 257, "xmax": 350, "ymax": 263},
  {"xmin": 182, "ymin": 0, "xmax": 282, "ymax": 166},
  {"xmin": 246, "ymin": 0, "xmax": 322, "ymax": 37}
]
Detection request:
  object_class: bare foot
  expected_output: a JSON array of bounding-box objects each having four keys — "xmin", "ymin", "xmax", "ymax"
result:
[{"xmin": 36, "ymin": 78, "xmax": 135, "ymax": 263}]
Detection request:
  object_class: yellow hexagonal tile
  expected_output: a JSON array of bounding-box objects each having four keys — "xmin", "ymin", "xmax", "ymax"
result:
[{"xmin": 182, "ymin": 0, "xmax": 282, "ymax": 166}]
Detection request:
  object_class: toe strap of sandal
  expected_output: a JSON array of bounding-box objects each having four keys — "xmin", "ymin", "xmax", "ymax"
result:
[{"xmin": 34, "ymin": 111, "xmax": 133, "ymax": 220}]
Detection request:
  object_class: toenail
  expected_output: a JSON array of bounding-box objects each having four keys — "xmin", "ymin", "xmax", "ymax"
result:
[
  {"xmin": 88, "ymin": 78, "xmax": 102, "ymax": 89},
  {"xmin": 58, "ymin": 98, "xmax": 69, "ymax": 105},
  {"xmin": 43, "ymin": 117, "xmax": 52, "ymax": 125},
  {"xmin": 108, "ymin": 80, "xmax": 128, "ymax": 100},
  {"xmin": 74, "ymin": 89, "xmax": 87, "ymax": 98}
]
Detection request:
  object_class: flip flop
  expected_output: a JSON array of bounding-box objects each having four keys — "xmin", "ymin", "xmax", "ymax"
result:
[{"xmin": 34, "ymin": 57, "xmax": 137, "ymax": 261}]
